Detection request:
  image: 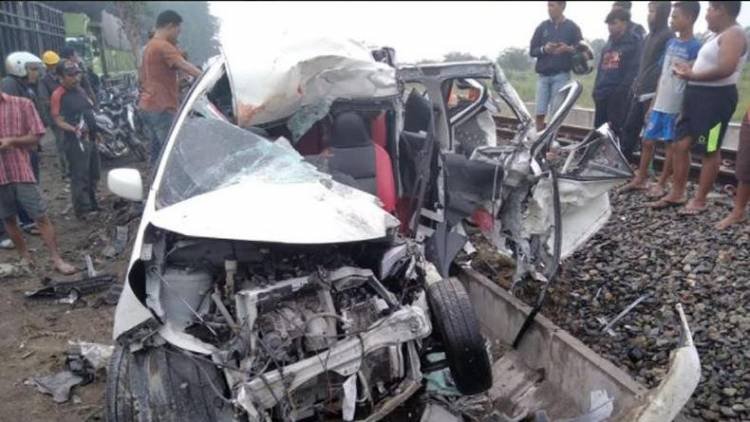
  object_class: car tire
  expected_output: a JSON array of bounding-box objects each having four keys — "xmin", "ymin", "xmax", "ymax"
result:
[
  {"xmin": 426, "ymin": 277, "xmax": 492, "ymax": 395},
  {"xmin": 106, "ymin": 344, "xmax": 235, "ymax": 422}
]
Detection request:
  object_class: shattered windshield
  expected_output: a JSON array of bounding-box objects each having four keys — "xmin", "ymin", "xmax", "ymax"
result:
[{"xmin": 156, "ymin": 116, "xmax": 327, "ymax": 209}]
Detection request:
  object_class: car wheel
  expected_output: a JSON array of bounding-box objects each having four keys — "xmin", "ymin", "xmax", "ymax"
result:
[
  {"xmin": 106, "ymin": 344, "xmax": 236, "ymax": 422},
  {"xmin": 426, "ymin": 277, "xmax": 492, "ymax": 395}
]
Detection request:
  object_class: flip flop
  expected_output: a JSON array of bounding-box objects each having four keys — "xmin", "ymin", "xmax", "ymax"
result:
[
  {"xmin": 645, "ymin": 198, "xmax": 687, "ymax": 209},
  {"xmin": 678, "ymin": 205, "xmax": 707, "ymax": 216}
]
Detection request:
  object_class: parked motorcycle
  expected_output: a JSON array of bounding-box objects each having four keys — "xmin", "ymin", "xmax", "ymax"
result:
[{"xmin": 95, "ymin": 84, "xmax": 147, "ymax": 161}]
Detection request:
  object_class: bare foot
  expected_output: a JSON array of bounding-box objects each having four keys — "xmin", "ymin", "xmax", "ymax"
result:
[
  {"xmin": 715, "ymin": 213, "xmax": 746, "ymax": 230},
  {"xmin": 678, "ymin": 199, "xmax": 708, "ymax": 216},
  {"xmin": 53, "ymin": 259, "xmax": 78, "ymax": 275},
  {"xmin": 619, "ymin": 178, "xmax": 648, "ymax": 193},
  {"xmin": 645, "ymin": 184, "xmax": 667, "ymax": 199}
]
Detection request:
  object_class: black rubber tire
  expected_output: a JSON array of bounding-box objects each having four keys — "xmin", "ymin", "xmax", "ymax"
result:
[
  {"xmin": 426, "ymin": 277, "xmax": 492, "ymax": 395},
  {"xmin": 106, "ymin": 344, "xmax": 235, "ymax": 422}
]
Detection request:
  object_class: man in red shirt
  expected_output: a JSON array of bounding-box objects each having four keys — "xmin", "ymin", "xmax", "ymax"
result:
[
  {"xmin": 0, "ymin": 93, "xmax": 76, "ymax": 274},
  {"xmin": 138, "ymin": 10, "xmax": 201, "ymax": 166}
]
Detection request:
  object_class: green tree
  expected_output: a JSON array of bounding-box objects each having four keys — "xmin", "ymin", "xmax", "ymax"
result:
[
  {"xmin": 145, "ymin": 2, "xmax": 220, "ymax": 65},
  {"xmin": 443, "ymin": 51, "xmax": 479, "ymax": 62},
  {"xmin": 496, "ymin": 47, "xmax": 533, "ymax": 72}
]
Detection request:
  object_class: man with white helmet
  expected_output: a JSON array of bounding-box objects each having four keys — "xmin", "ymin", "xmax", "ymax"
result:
[
  {"xmin": 1, "ymin": 51, "xmax": 45, "ymax": 236},
  {"xmin": 0, "ymin": 68, "xmax": 77, "ymax": 274}
]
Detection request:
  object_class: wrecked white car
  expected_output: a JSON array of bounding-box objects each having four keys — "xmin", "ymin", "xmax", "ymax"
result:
[{"xmin": 104, "ymin": 38, "xmax": 634, "ymax": 421}]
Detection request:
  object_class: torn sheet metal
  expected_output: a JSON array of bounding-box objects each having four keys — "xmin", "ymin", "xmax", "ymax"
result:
[{"xmin": 221, "ymin": 35, "xmax": 397, "ymax": 127}]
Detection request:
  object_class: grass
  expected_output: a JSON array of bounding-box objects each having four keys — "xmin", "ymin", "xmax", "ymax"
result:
[{"xmin": 504, "ymin": 67, "xmax": 750, "ymax": 122}]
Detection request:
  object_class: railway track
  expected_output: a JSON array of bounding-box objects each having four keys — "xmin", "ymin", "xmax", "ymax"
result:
[{"xmin": 493, "ymin": 115, "xmax": 738, "ymax": 184}]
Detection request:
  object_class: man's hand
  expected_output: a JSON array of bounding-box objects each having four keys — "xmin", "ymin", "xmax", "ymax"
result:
[
  {"xmin": 0, "ymin": 137, "xmax": 15, "ymax": 150},
  {"xmin": 672, "ymin": 62, "xmax": 693, "ymax": 80},
  {"xmin": 554, "ymin": 44, "xmax": 575, "ymax": 55},
  {"xmin": 544, "ymin": 42, "xmax": 560, "ymax": 54}
]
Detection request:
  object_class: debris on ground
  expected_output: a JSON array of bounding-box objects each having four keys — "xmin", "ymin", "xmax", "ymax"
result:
[
  {"xmin": 24, "ymin": 275, "xmax": 116, "ymax": 306},
  {"xmin": 25, "ymin": 371, "xmax": 84, "ymax": 403}
]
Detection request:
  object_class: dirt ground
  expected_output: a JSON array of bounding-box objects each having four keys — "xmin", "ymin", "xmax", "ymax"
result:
[{"xmin": 0, "ymin": 133, "xmax": 139, "ymax": 421}]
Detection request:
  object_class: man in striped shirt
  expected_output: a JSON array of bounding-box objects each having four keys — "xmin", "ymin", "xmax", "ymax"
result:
[{"xmin": 0, "ymin": 93, "xmax": 76, "ymax": 274}]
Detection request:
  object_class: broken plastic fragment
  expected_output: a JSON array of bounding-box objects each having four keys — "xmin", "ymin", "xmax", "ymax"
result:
[{"xmin": 26, "ymin": 371, "xmax": 84, "ymax": 403}]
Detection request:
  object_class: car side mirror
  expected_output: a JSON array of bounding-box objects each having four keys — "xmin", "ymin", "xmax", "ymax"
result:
[{"xmin": 107, "ymin": 168, "xmax": 143, "ymax": 201}]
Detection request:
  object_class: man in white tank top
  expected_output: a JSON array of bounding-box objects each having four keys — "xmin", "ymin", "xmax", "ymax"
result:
[{"xmin": 651, "ymin": 1, "xmax": 747, "ymax": 216}]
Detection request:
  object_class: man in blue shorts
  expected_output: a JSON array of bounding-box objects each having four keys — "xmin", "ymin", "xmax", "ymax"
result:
[
  {"xmin": 624, "ymin": 1, "xmax": 701, "ymax": 197},
  {"xmin": 529, "ymin": 1, "xmax": 583, "ymax": 131}
]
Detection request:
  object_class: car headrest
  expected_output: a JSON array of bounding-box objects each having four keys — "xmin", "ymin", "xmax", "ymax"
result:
[{"xmin": 330, "ymin": 111, "xmax": 372, "ymax": 149}]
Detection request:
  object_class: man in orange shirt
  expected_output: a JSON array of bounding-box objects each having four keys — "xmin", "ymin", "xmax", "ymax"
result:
[{"xmin": 138, "ymin": 10, "xmax": 201, "ymax": 166}]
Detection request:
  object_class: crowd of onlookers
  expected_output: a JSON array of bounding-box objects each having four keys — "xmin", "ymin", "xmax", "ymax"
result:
[
  {"xmin": 0, "ymin": 9, "xmax": 199, "ymax": 275},
  {"xmin": 531, "ymin": 1, "xmax": 748, "ymax": 230}
]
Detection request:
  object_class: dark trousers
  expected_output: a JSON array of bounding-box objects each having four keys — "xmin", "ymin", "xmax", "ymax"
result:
[
  {"xmin": 594, "ymin": 89, "xmax": 630, "ymax": 141},
  {"xmin": 64, "ymin": 134, "xmax": 101, "ymax": 217},
  {"xmin": 620, "ymin": 96, "xmax": 652, "ymax": 163},
  {"xmin": 141, "ymin": 110, "xmax": 174, "ymax": 167}
]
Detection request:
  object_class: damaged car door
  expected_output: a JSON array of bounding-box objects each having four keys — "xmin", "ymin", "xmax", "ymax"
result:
[{"xmin": 398, "ymin": 61, "xmax": 633, "ymax": 285}]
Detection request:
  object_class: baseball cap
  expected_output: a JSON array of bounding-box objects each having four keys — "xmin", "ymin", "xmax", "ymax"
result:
[{"xmin": 42, "ymin": 50, "xmax": 60, "ymax": 66}]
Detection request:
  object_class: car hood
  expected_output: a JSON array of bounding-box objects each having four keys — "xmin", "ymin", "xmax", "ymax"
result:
[{"xmin": 150, "ymin": 178, "xmax": 399, "ymax": 244}]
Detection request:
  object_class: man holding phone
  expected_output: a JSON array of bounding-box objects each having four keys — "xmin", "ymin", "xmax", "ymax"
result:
[{"xmin": 529, "ymin": 1, "xmax": 583, "ymax": 131}]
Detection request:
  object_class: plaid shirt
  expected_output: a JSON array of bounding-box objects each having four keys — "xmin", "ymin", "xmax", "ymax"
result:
[{"xmin": 0, "ymin": 93, "xmax": 45, "ymax": 185}]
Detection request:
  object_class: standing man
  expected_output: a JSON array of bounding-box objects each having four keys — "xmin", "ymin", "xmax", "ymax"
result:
[
  {"xmin": 612, "ymin": 1, "xmax": 647, "ymax": 41},
  {"xmin": 529, "ymin": 1, "xmax": 583, "ymax": 131},
  {"xmin": 59, "ymin": 46, "xmax": 97, "ymax": 105},
  {"xmin": 0, "ymin": 91, "xmax": 77, "ymax": 274},
  {"xmin": 593, "ymin": 8, "xmax": 642, "ymax": 137},
  {"xmin": 2, "ymin": 52, "xmax": 43, "ymax": 180},
  {"xmin": 51, "ymin": 60, "xmax": 101, "ymax": 221},
  {"xmin": 619, "ymin": 1, "xmax": 673, "ymax": 163},
  {"xmin": 2, "ymin": 52, "xmax": 44, "ymax": 234},
  {"xmin": 139, "ymin": 10, "xmax": 202, "ymax": 166},
  {"xmin": 626, "ymin": 1, "xmax": 701, "ymax": 195},
  {"xmin": 38, "ymin": 50, "xmax": 68, "ymax": 179},
  {"xmin": 655, "ymin": 1, "xmax": 747, "ymax": 215},
  {"xmin": 716, "ymin": 106, "xmax": 750, "ymax": 229}
]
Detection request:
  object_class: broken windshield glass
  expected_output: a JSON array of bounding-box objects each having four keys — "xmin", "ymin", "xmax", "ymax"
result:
[{"xmin": 156, "ymin": 116, "xmax": 328, "ymax": 209}]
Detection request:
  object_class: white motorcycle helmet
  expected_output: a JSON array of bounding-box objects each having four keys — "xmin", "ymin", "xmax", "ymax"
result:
[
  {"xmin": 4, "ymin": 51, "xmax": 43, "ymax": 78},
  {"xmin": 572, "ymin": 42, "xmax": 595, "ymax": 75}
]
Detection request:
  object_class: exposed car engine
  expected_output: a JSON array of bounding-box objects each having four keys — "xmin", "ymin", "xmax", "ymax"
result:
[{"xmin": 148, "ymin": 236, "xmax": 430, "ymax": 421}]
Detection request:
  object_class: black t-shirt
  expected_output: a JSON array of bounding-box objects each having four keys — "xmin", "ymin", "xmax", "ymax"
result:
[
  {"xmin": 51, "ymin": 85, "xmax": 97, "ymax": 140},
  {"xmin": 529, "ymin": 18, "xmax": 583, "ymax": 76}
]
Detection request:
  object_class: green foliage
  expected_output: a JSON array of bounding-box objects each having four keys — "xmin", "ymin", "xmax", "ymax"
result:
[
  {"xmin": 496, "ymin": 47, "xmax": 533, "ymax": 72},
  {"xmin": 505, "ymin": 67, "xmax": 750, "ymax": 121},
  {"xmin": 443, "ymin": 51, "xmax": 480, "ymax": 62},
  {"xmin": 144, "ymin": 2, "xmax": 220, "ymax": 65}
]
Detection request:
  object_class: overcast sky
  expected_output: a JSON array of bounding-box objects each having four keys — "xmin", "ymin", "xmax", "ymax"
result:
[{"xmin": 210, "ymin": 1, "xmax": 750, "ymax": 63}]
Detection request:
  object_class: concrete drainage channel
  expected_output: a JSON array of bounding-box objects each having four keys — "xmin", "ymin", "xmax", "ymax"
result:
[{"xmin": 458, "ymin": 268, "xmax": 696, "ymax": 422}]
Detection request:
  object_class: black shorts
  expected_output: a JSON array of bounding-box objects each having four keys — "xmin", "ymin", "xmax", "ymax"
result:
[{"xmin": 676, "ymin": 84, "xmax": 738, "ymax": 154}]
